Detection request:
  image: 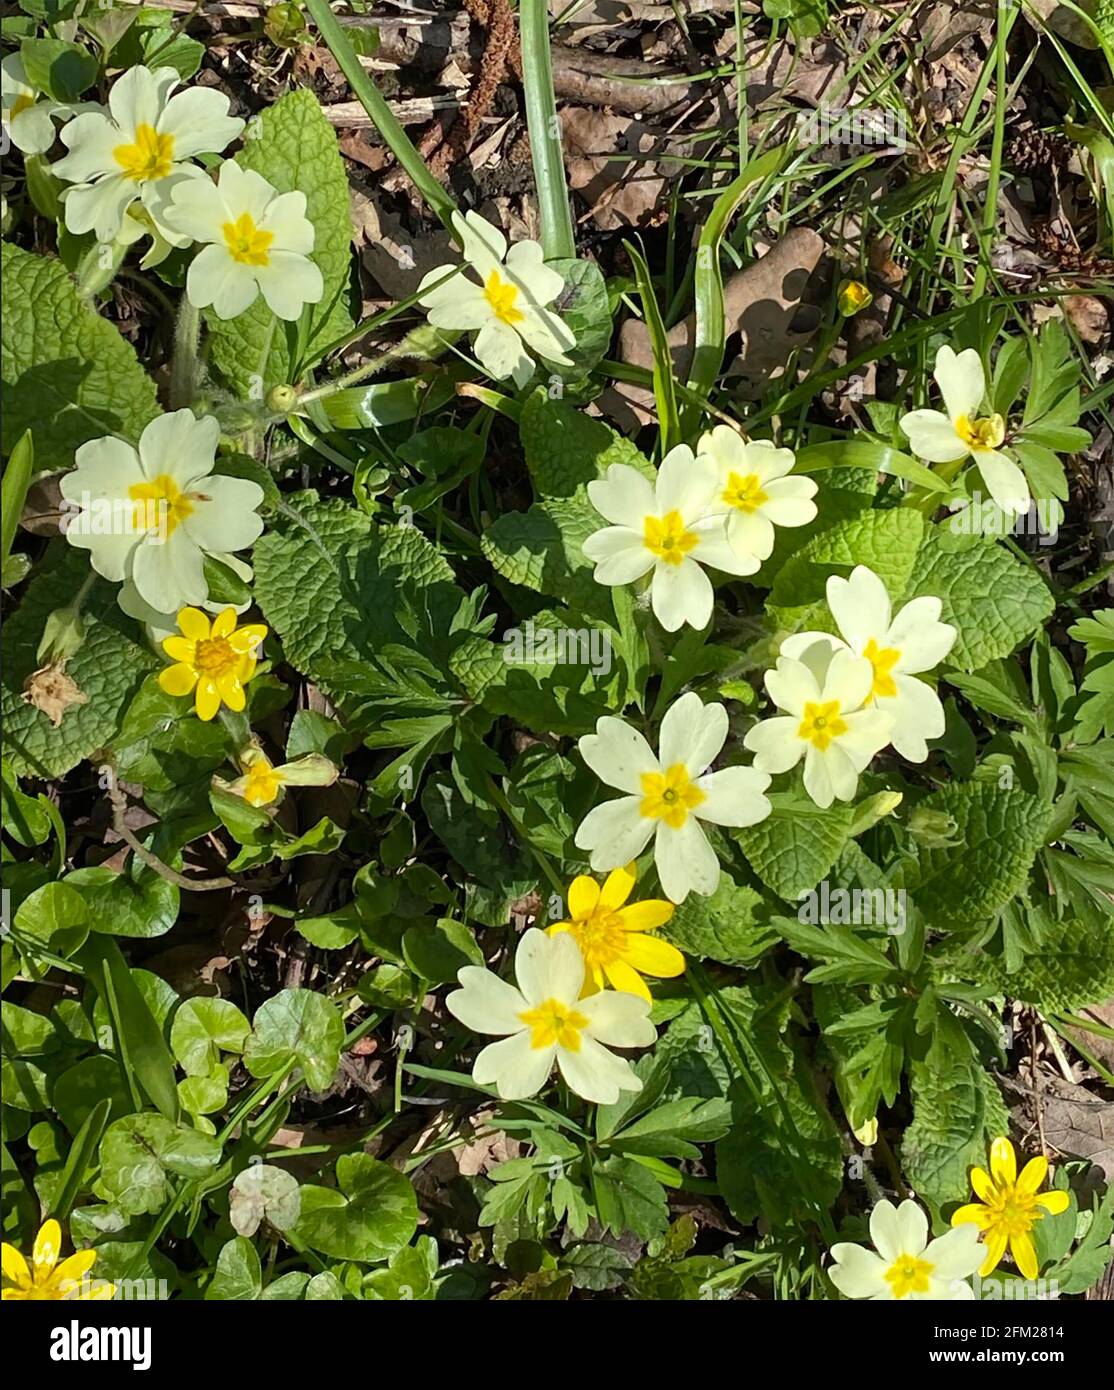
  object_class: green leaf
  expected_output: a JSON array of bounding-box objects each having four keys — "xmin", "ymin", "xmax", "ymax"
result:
[
  {"xmin": 662, "ymin": 872, "xmax": 777, "ymax": 966},
  {"xmin": 980, "ymin": 914, "xmax": 1114, "ymax": 1013},
  {"xmin": 229, "ymin": 1164, "xmax": 302, "ymax": 1238},
  {"xmin": 294, "ymin": 1153, "xmax": 418, "ymax": 1262},
  {"xmin": 901, "ymin": 1016, "xmax": 1006, "ymax": 1212},
  {"xmin": 19, "ymin": 37, "xmax": 97, "ymax": 102},
  {"xmin": 2, "ymin": 547, "xmax": 156, "ymax": 779},
  {"xmin": 96, "ymin": 1114, "xmax": 221, "ymax": 1216},
  {"xmin": 733, "ymin": 794, "xmax": 855, "ymax": 902},
  {"xmin": 78, "ymin": 936, "xmax": 180, "ymax": 1122},
  {"xmin": 481, "ymin": 488, "xmax": 613, "ymax": 619},
  {"xmin": 768, "ymin": 508, "xmax": 926, "ymax": 632},
  {"xmin": 904, "ymin": 526, "xmax": 1055, "ymax": 673},
  {"xmin": 518, "ymin": 391, "xmax": 653, "ymax": 499},
  {"xmin": 2, "ymin": 431, "xmax": 34, "ymax": 574},
  {"xmin": 65, "ymin": 859, "xmax": 180, "ymax": 940},
  {"xmin": 206, "ymin": 1237, "xmax": 262, "ymax": 1301},
  {"xmin": 170, "ymin": 998, "xmax": 250, "ymax": 1077},
  {"xmin": 253, "ymin": 493, "xmax": 453, "ymax": 693},
  {"xmin": 591, "ymin": 1154, "xmax": 670, "ymax": 1241},
  {"xmin": 912, "ymin": 781, "xmax": 1050, "ymax": 925},
  {"xmin": 1, "ymin": 243, "xmax": 159, "ymax": 470},
  {"xmin": 401, "ymin": 917, "xmax": 483, "ymax": 985},
  {"xmin": 547, "ymin": 258, "xmax": 612, "ymax": 373},
  {"xmin": 243, "ymin": 988, "xmax": 344, "ymax": 1092},
  {"xmin": 207, "ymin": 90, "xmax": 353, "ymax": 396},
  {"xmin": 13, "ymin": 882, "xmax": 89, "ymax": 958}
]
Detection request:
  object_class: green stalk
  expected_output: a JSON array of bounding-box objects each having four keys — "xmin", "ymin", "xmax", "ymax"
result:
[
  {"xmin": 973, "ymin": 2, "xmax": 1019, "ymax": 299},
  {"xmin": 76, "ymin": 236, "xmax": 128, "ymax": 299},
  {"xmin": 303, "ymin": 0, "xmax": 456, "ymax": 230},
  {"xmin": 169, "ymin": 297, "xmax": 201, "ymax": 410},
  {"xmin": 519, "ymin": 0, "xmax": 576, "ymax": 260}
]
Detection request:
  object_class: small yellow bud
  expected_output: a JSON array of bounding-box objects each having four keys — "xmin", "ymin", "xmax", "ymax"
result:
[
  {"xmin": 268, "ymin": 384, "xmax": 298, "ymax": 414},
  {"xmin": 837, "ymin": 279, "xmax": 873, "ymax": 316}
]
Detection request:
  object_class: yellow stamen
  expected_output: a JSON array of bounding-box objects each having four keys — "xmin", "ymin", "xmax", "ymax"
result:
[
  {"xmin": 192, "ymin": 637, "xmax": 240, "ymax": 680},
  {"xmin": 518, "ymin": 998, "xmax": 587, "ymax": 1051},
  {"xmin": 483, "ymin": 269, "xmax": 523, "ymax": 325},
  {"xmin": 884, "ymin": 1254, "xmax": 933, "ymax": 1299},
  {"xmin": 113, "ymin": 123, "xmax": 175, "ymax": 182},
  {"xmin": 128, "ymin": 474, "xmax": 195, "ymax": 538},
  {"xmin": 643, "ymin": 510, "xmax": 698, "ymax": 566},
  {"xmin": 798, "ymin": 700, "xmax": 848, "ymax": 751},
  {"xmin": 722, "ymin": 471, "xmax": 769, "ymax": 514},
  {"xmin": 639, "ymin": 762, "xmax": 705, "ymax": 829},
  {"xmin": 955, "ymin": 412, "xmax": 1005, "ymax": 452},
  {"xmin": 863, "ymin": 637, "xmax": 901, "ymax": 699},
  {"xmin": 222, "ymin": 212, "xmax": 274, "ymax": 267}
]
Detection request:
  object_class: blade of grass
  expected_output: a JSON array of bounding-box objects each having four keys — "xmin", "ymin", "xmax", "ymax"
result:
[
  {"xmin": 303, "ymin": 0, "xmax": 457, "ymax": 230},
  {"xmin": 49, "ymin": 1098, "xmax": 111, "ymax": 1223},
  {"xmin": 519, "ymin": 0, "xmax": 576, "ymax": 259},
  {"xmin": 683, "ymin": 144, "xmax": 788, "ymax": 435},
  {"xmin": 625, "ymin": 240, "xmax": 681, "ymax": 454},
  {"xmin": 1, "ymin": 430, "xmax": 34, "ymax": 573}
]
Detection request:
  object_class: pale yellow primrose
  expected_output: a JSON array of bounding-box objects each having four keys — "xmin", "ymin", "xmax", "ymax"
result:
[
  {"xmin": 61, "ymin": 409, "xmax": 264, "ymax": 616},
  {"xmin": 900, "ymin": 345, "xmax": 1030, "ymax": 518},
  {"xmin": 744, "ymin": 644, "xmax": 892, "ymax": 809},
  {"xmin": 575, "ymin": 691, "xmax": 771, "ymax": 904},
  {"xmin": 830, "ymin": 1200, "xmax": 983, "ymax": 1301},
  {"xmin": 781, "ymin": 565, "xmax": 956, "ymax": 763},
  {"xmin": 446, "ymin": 929, "xmax": 655, "ymax": 1104},
  {"xmin": 583, "ymin": 447, "xmax": 754, "ymax": 633},
  {"xmin": 167, "ymin": 160, "xmax": 322, "ymax": 321},
  {"xmin": 417, "ymin": 210, "xmax": 575, "ymax": 388},
  {"xmin": 52, "ymin": 65, "xmax": 243, "ymax": 246},
  {"xmin": 696, "ymin": 427, "xmax": 818, "ymax": 569}
]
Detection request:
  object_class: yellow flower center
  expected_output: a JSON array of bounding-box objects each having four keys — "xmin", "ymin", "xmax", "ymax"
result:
[
  {"xmin": 222, "ymin": 212, "xmax": 275, "ymax": 267},
  {"xmin": 639, "ymin": 762, "xmax": 705, "ymax": 829},
  {"xmin": 11, "ymin": 93, "xmax": 36, "ymax": 119},
  {"xmin": 192, "ymin": 636, "xmax": 239, "ymax": 679},
  {"xmin": 643, "ymin": 510, "xmax": 699, "ymax": 566},
  {"xmin": 863, "ymin": 637, "xmax": 901, "ymax": 699},
  {"xmin": 114, "ymin": 123, "xmax": 175, "ymax": 182},
  {"xmin": 128, "ymin": 474, "xmax": 195, "ymax": 538},
  {"xmin": 518, "ymin": 998, "xmax": 588, "ymax": 1051},
  {"xmin": 983, "ymin": 1186, "xmax": 1040, "ymax": 1238},
  {"xmin": 565, "ymin": 909, "xmax": 628, "ymax": 971},
  {"xmin": 955, "ymin": 412, "xmax": 1005, "ymax": 452},
  {"xmin": 483, "ymin": 269, "xmax": 524, "ymax": 325},
  {"xmin": 241, "ymin": 760, "xmax": 283, "ymax": 807},
  {"xmin": 798, "ymin": 700, "xmax": 848, "ymax": 751},
  {"xmin": 722, "ymin": 471, "xmax": 769, "ymax": 514},
  {"xmin": 884, "ymin": 1254, "xmax": 933, "ymax": 1299}
]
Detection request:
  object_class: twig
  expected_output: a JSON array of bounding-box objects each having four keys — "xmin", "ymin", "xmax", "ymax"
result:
[{"xmin": 105, "ymin": 766, "xmax": 237, "ymax": 891}]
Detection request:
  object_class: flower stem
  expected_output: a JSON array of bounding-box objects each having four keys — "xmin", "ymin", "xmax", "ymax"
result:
[{"xmin": 169, "ymin": 296, "xmax": 202, "ymax": 409}]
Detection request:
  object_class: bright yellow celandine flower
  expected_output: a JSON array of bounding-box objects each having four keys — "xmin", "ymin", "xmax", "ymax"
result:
[
  {"xmin": 951, "ymin": 1136, "xmax": 1070, "ymax": 1280},
  {"xmin": 2, "ymin": 1220, "xmax": 114, "ymax": 1301},
  {"xmin": 158, "ymin": 606, "xmax": 268, "ymax": 722},
  {"xmin": 547, "ymin": 864, "xmax": 682, "ymax": 1002}
]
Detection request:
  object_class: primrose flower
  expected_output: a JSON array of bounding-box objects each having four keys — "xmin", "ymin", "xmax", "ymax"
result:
[
  {"xmin": 900, "ymin": 345, "xmax": 1030, "ymax": 517},
  {"xmin": 1, "ymin": 1219, "xmax": 114, "ymax": 1301},
  {"xmin": 696, "ymin": 427, "xmax": 818, "ymax": 568},
  {"xmin": 158, "ymin": 607, "xmax": 267, "ymax": 721},
  {"xmin": 446, "ymin": 928, "xmax": 655, "ymax": 1103},
  {"xmin": 743, "ymin": 646, "xmax": 892, "ymax": 809},
  {"xmin": 221, "ymin": 743, "xmax": 337, "ymax": 808},
  {"xmin": 60, "ymin": 410, "xmax": 264, "ymax": 615},
  {"xmin": 1, "ymin": 54, "xmax": 71, "ymax": 155},
  {"xmin": 547, "ymin": 864, "xmax": 681, "ymax": 1002},
  {"xmin": 417, "ymin": 210, "xmax": 575, "ymax": 389},
  {"xmin": 166, "ymin": 160, "xmax": 323, "ymax": 321},
  {"xmin": 583, "ymin": 449, "xmax": 754, "ymax": 632},
  {"xmin": 830, "ymin": 1200, "xmax": 983, "ymax": 1301},
  {"xmin": 575, "ymin": 691, "xmax": 772, "ymax": 904},
  {"xmin": 52, "ymin": 65, "xmax": 243, "ymax": 245},
  {"xmin": 951, "ymin": 1136, "xmax": 1070, "ymax": 1281},
  {"xmin": 781, "ymin": 565, "xmax": 956, "ymax": 762}
]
